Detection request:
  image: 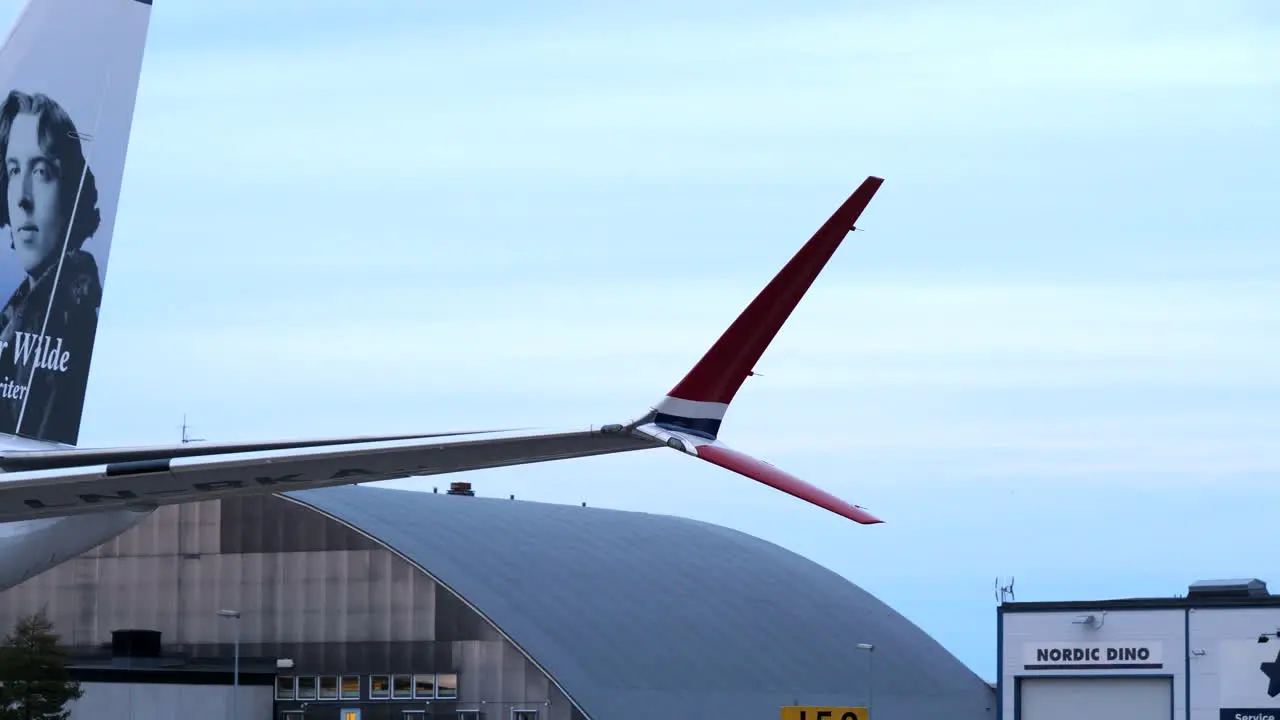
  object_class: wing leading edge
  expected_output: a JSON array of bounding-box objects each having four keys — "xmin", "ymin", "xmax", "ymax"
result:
[
  {"xmin": 0, "ymin": 176, "xmax": 887, "ymax": 525},
  {"xmin": 0, "ymin": 430, "xmax": 522, "ymax": 472},
  {"xmin": 0, "ymin": 428, "xmax": 661, "ymax": 522}
]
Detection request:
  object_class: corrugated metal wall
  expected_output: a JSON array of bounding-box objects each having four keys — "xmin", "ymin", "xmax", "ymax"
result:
[{"xmin": 0, "ymin": 495, "xmax": 585, "ymax": 720}]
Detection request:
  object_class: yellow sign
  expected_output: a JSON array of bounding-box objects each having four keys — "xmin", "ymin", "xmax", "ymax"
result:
[{"xmin": 781, "ymin": 707, "xmax": 868, "ymax": 720}]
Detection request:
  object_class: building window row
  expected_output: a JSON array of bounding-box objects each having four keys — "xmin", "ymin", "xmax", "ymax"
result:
[
  {"xmin": 287, "ymin": 710, "xmax": 536, "ymax": 720},
  {"xmin": 401, "ymin": 707, "xmax": 537, "ymax": 712},
  {"xmin": 275, "ymin": 673, "xmax": 458, "ymax": 701}
]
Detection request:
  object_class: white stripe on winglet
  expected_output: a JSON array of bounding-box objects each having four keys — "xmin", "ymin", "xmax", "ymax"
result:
[{"xmin": 655, "ymin": 397, "xmax": 729, "ymax": 420}]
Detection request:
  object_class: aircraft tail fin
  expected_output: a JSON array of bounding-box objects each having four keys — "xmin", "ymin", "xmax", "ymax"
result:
[
  {"xmin": 631, "ymin": 176, "xmax": 885, "ymax": 524},
  {"xmin": 0, "ymin": 0, "xmax": 153, "ymax": 447}
]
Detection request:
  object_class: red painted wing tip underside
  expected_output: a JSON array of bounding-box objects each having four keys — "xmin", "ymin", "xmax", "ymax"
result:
[{"xmin": 695, "ymin": 444, "xmax": 883, "ymax": 525}]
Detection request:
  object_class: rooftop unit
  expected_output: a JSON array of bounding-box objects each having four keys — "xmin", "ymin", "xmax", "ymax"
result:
[{"xmin": 1186, "ymin": 578, "xmax": 1269, "ymax": 600}]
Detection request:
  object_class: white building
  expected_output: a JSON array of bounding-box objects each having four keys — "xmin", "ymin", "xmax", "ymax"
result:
[{"xmin": 999, "ymin": 578, "xmax": 1280, "ymax": 720}]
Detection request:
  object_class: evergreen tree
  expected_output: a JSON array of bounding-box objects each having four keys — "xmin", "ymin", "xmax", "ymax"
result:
[{"xmin": 0, "ymin": 609, "xmax": 82, "ymax": 720}]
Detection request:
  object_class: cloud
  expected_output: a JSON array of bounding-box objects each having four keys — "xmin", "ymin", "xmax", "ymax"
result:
[
  {"xmin": 154, "ymin": 1, "xmax": 1277, "ymax": 93},
  {"xmin": 81, "ymin": 274, "xmax": 1280, "ymax": 482},
  {"xmin": 114, "ymin": 0, "xmax": 1277, "ymax": 185},
  {"xmin": 101, "ymin": 278, "xmax": 1280, "ymax": 391}
]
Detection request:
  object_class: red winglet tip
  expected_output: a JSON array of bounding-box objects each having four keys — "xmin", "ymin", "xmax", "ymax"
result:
[{"xmin": 694, "ymin": 444, "xmax": 882, "ymax": 526}]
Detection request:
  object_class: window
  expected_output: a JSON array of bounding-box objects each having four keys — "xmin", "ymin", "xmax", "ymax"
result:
[
  {"xmin": 340, "ymin": 675, "xmax": 361, "ymax": 700},
  {"xmin": 297, "ymin": 676, "xmax": 318, "ymax": 700},
  {"xmin": 412, "ymin": 674, "xmax": 435, "ymax": 699},
  {"xmin": 275, "ymin": 676, "xmax": 296, "ymax": 700},
  {"xmin": 512, "ymin": 711, "xmax": 538, "ymax": 720},
  {"xmin": 436, "ymin": 672, "xmax": 458, "ymax": 699},
  {"xmin": 318, "ymin": 676, "xmax": 339, "ymax": 700},
  {"xmin": 341, "ymin": 711, "xmax": 362, "ymax": 720},
  {"xmin": 456, "ymin": 712, "xmax": 482, "ymax": 720},
  {"xmin": 369, "ymin": 675, "xmax": 390, "ymax": 700},
  {"xmin": 392, "ymin": 674, "xmax": 413, "ymax": 699},
  {"xmin": 402, "ymin": 712, "xmax": 426, "ymax": 720},
  {"xmin": 281, "ymin": 713, "xmax": 304, "ymax": 720}
]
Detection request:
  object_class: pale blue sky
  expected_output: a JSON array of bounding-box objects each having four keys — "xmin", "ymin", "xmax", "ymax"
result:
[{"xmin": 6, "ymin": 0, "xmax": 1280, "ymax": 680}]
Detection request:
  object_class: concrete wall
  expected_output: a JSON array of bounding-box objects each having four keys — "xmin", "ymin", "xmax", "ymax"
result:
[
  {"xmin": 0, "ymin": 496, "xmax": 583, "ymax": 720},
  {"xmin": 1000, "ymin": 608, "xmax": 1186, "ymax": 719},
  {"xmin": 1188, "ymin": 606, "xmax": 1280, "ymax": 720},
  {"xmin": 67, "ymin": 682, "xmax": 273, "ymax": 720},
  {"xmin": 1002, "ymin": 603, "xmax": 1280, "ymax": 720}
]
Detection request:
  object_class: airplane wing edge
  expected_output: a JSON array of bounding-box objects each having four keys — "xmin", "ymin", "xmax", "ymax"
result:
[
  {"xmin": 0, "ymin": 426, "xmax": 663, "ymax": 522},
  {"xmin": 630, "ymin": 424, "xmax": 883, "ymax": 525},
  {"xmin": 0, "ymin": 429, "xmax": 527, "ymax": 472}
]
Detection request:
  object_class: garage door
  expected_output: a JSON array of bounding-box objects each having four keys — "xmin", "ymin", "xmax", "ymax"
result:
[{"xmin": 1019, "ymin": 676, "xmax": 1171, "ymax": 720}]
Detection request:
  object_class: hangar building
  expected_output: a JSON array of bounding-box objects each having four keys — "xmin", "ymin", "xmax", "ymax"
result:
[
  {"xmin": 0, "ymin": 484, "xmax": 996, "ymax": 720},
  {"xmin": 998, "ymin": 577, "xmax": 1280, "ymax": 720}
]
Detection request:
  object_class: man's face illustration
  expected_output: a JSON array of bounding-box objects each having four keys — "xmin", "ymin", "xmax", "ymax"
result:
[{"xmin": 6, "ymin": 112, "xmax": 65, "ymax": 274}]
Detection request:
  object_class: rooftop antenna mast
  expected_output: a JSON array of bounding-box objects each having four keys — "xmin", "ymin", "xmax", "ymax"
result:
[
  {"xmin": 180, "ymin": 414, "xmax": 204, "ymax": 444},
  {"xmin": 995, "ymin": 576, "xmax": 1016, "ymax": 604}
]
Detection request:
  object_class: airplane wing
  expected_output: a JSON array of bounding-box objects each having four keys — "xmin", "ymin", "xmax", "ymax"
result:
[
  {"xmin": 0, "ymin": 176, "xmax": 887, "ymax": 526},
  {"xmin": 0, "ymin": 430, "xmax": 522, "ymax": 472},
  {"xmin": 0, "ymin": 428, "xmax": 661, "ymax": 522}
]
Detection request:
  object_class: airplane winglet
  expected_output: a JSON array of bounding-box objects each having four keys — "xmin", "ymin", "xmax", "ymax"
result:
[
  {"xmin": 652, "ymin": 175, "xmax": 884, "ymax": 440},
  {"xmin": 695, "ymin": 444, "xmax": 883, "ymax": 524},
  {"xmin": 633, "ymin": 176, "xmax": 886, "ymax": 525}
]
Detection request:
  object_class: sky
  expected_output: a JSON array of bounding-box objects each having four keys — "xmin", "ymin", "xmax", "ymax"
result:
[{"xmin": 2, "ymin": 0, "xmax": 1279, "ymax": 681}]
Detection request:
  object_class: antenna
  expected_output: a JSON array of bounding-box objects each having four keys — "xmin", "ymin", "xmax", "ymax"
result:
[
  {"xmin": 180, "ymin": 414, "xmax": 204, "ymax": 444},
  {"xmin": 995, "ymin": 576, "xmax": 1016, "ymax": 604}
]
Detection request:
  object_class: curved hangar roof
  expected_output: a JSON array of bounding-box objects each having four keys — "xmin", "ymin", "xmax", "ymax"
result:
[{"xmin": 287, "ymin": 486, "xmax": 994, "ymax": 720}]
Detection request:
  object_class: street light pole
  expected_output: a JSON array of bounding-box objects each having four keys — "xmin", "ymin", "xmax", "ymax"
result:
[
  {"xmin": 856, "ymin": 643, "xmax": 875, "ymax": 718},
  {"xmin": 218, "ymin": 610, "xmax": 241, "ymax": 719}
]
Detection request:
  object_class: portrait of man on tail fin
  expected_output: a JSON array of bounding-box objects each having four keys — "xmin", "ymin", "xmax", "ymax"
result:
[{"xmin": 0, "ymin": 89, "xmax": 103, "ymax": 446}]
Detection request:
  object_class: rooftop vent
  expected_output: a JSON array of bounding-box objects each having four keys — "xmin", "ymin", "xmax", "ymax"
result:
[
  {"xmin": 447, "ymin": 481, "xmax": 475, "ymax": 497},
  {"xmin": 1187, "ymin": 578, "xmax": 1269, "ymax": 599}
]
